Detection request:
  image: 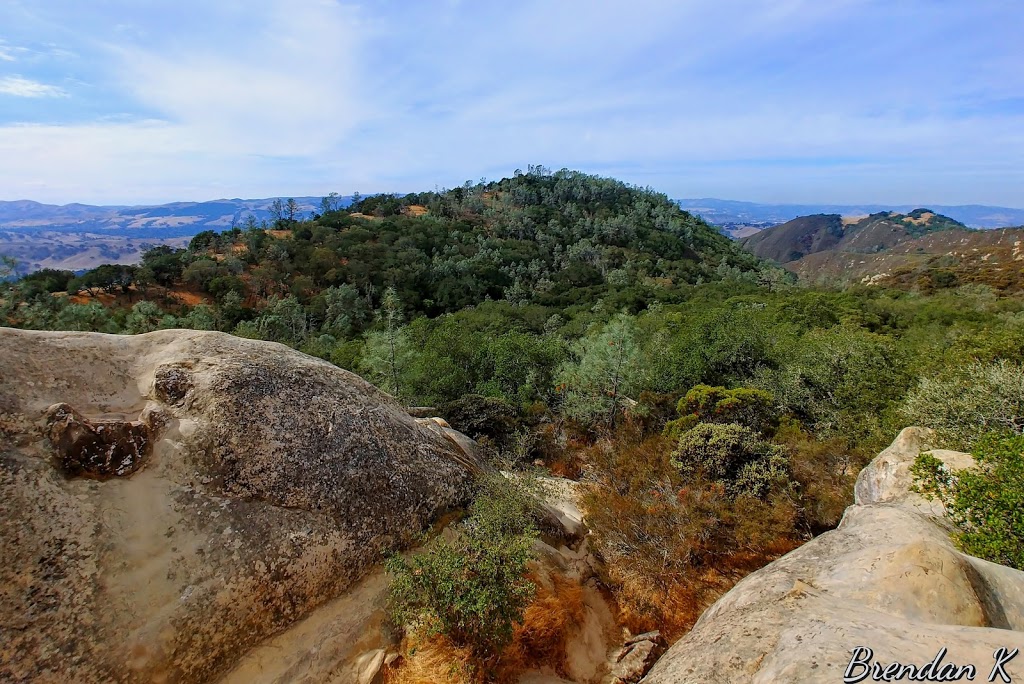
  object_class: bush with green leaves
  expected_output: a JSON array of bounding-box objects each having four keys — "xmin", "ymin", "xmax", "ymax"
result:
[
  {"xmin": 663, "ymin": 384, "xmax": 777, "ymax": 441},
  {"xmin": 385, "ymin": 476, "xmax": 538, "ymax": 658},
  {"xmin": 754, "ymin": 325, "xmax": 909, "ymax": 443},
  {"xmin": 902, "ymin": 360, "xmax": 1024, "ymax": 449},
  {"xmin": 671, "ymin": 422, "xmax": 789, "ymax": 498},
  {"xmin": 911, "ymin": 434, "xmax": 1024, "ymax": 570}
]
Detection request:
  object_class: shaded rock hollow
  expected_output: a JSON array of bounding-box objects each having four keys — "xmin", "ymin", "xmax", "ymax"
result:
[{"xmin": 0, "ymin": 327, "xmax": 477, "ymax": 683}]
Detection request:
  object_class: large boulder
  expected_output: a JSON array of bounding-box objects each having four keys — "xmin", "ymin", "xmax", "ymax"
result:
[
  {"xmin": 0, "ymin": 328, "xmax": 478, "ymax": 684},
  {"xmin": 642, "ymin": 427, "xmax": 1024, "ymax": 683}
]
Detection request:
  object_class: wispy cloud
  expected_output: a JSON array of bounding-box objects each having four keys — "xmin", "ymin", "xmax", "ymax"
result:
[
  {"xmin": 0, "ymin": 76, "xmax": 67, "ymax": 97},
  {"xmin": 0, "ymin": 0, "xmax": 1020, "ymax": 205}
]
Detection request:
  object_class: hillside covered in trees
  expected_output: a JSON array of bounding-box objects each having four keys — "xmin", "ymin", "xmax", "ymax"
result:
[{"xmin": 6, "ymin": 168, "xmax": 1024, "ymax": 681}]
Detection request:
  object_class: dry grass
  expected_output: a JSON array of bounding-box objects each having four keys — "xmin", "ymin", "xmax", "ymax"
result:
[
  {"xmin": 386, "ymin": 633, "xmax": 478, "ymax": 684},
  {"xmin": 902, "ymin": 211, "xmax": 935, "ymax": 226},
  {"xmin": 580, "ymin": 432, "xmax": 802, "ymax": 639},
  {"xmin": 387, "ymin": 572, "xmax": 589, "ymax": 684},
  {"xmin": 499, "ymin": 574, "xmax": 586, "ymax": 679}
]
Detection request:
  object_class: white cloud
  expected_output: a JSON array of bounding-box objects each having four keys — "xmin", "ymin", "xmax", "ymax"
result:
[
  {"xmin": 0, "ymin": 0, "xmax": 1021, "ymax": 205},
  {"xmin": 0, "ymin": 47, "xmax": 15, "ymax": 62},
  {"xmin": 0, "ymin": 121, "xmax": 299, "ymax": 203},
  {"xmin": 112, "ymin": 1, "xmax": 366, "ymax": 156},
  {"xmin": 0, "ymin": 76, "xmax": 66, "ymax": 97}
]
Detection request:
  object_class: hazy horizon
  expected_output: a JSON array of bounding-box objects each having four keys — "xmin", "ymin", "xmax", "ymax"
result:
[
  {"xmin": 3, "ymin": 191, "xmax": 1024, "ymax": 213},
  {"xmin": 1, "ymin": 1, "xmax": 1021, "ymax": 206}
]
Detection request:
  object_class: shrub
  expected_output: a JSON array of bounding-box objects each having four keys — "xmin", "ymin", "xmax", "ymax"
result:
[
  {"xmin": 755, "ymin": 325, "xmax": 909, "ymax": 443},
  {"xmin": 500, "ymin": 573, "xmax": 587, "ymax": 679},
  {"xmin": 911, "ymin": 433, "xmax": 1024, "ymax": 569},
  {"xmin": 671, "ymin": 422, "xmax": 789, "ymax": 498},
  {"xmin": 902, "ymin": 360, "xmax": 1024, "ymax": 448},
  {"xmin": 440, "ymin": 394, "xmax": 519, "ymax": 450},
  {"xmin": 385, "ymin": 476, "xmax": 538, "ymax": 659},
  {"xmin": 554, "ymin": 314, "xmax": 644, "ymax": 428},
  {"xmin": 663, "ymin": 384, "xmax": 776, "ymax": 440},
  {"xmin": 775, "ymin": 418, "xmax": 870, "ymax": 534},
  {"xmin": 582, "ymin": 434, "xmax": 799, "ymax": 638}
]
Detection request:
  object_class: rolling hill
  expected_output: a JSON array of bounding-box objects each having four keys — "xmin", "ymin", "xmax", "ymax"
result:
[
  {"xmin": 740, "ymin": 209, "xmax": 1024, "ymax": 291},
  {"xmin": 0, "ymin": 196, "xmax": 349, "ymax": 273},
  {"xmin": 679, "ymin": 198, "xmax": 1024, "ymax": 234}
]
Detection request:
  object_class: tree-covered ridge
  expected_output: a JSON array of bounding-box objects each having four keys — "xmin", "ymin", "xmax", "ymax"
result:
[
  {"xmin": 3, "ymin": 168, "xmax": 776, "ymax": 339},
  {"xmin": 326, "ymin": 167, "xmax": 768, "ymax": 314}
]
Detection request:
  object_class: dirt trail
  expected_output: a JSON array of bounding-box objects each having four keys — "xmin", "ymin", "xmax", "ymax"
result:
[{"xmin": 217, "ymin": 569, "xmax": 390, "ymax": 684}]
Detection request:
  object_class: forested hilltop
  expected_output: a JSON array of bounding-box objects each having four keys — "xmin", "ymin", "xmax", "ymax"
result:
[{"xmin": 5, "ymin": 168, "xmax": 1024, "ymax": 679}]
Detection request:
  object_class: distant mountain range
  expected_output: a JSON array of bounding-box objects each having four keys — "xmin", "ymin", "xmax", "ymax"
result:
[
  {"xmin": 0, "ymin": 196, "xmax": 351, "ymax": 238},
  {"xmin": 0, "ymin": 196, "xmax": 351, "ymax": 273},
  {"xmin": 738, "ymin": 210, "xmax": 1024, "ymax": 291},
  {"xmin": 678, "ymin": 198, "xmax": 1024, "ymax": 233}
]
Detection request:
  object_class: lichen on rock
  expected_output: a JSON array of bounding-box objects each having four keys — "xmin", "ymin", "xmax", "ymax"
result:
[{"xmin": 0, "ymin": 327, "xmax": 479, "ymax": 684}]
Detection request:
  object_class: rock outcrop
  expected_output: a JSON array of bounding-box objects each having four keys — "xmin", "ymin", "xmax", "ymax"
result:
[
  {"xmin": 643, "ymin": 427, "xmax": 1024, "ymax": 683},
  {"xmin": 0, "ymin": 328, "xmax": 478, "ymax": 684}
]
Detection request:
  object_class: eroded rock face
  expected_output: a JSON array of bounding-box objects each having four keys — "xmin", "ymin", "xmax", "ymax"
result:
[
  {"xmin": 641, "ymin": 427, "xmax": 1024, "ymax": 683},
  {"xmin": 0, "ymin": 328, "xmax": 477, "ymax": 684},
  {"xmin": 611, "ymin": 632, "xmax": 666, "ymax": 683},
  {"xmin": 44, "ymin": 402, "xmax": 152, "ymax": 478}
]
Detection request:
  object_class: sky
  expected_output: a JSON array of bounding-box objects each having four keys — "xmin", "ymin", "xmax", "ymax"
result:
[{"xmin": 0, "ymin": 0, "xmax": 1021, "ymax": 206}]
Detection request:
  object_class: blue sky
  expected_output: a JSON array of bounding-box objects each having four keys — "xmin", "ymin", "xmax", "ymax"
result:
[{"xmin": 0, "ymin": 0, "xmax": 1021, "ymax": 206}]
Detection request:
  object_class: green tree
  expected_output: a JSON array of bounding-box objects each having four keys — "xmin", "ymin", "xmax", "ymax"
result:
[
  {"xmin": 0, "ymin": 255, "xmax": 16, "ymax": 280},
  {"xmin": 664, "ymin": 385, "xmax": 777, "ymax": 440},
  {"xmin": 185, "ymin": 304, "xmax": 217, "ymax": 331},
  {"xmin": 359, "ymin": 327, "xmax": 414, "ymax": 402},
  {"xmin": 319, "ymin": 192, "xmax": 342, "ymax": 215},
  {"xmin": 141, "ymin": 245, "xmax": 185, "ymax": 288},
  {"xmin": 54, "ymin": 302, "xmax": 116, "ymax": 332},
  {"xmin": 254, "ymin": 295, "xmax": 308, "ymax": 345},
  {"xmin": 902, "ymin": 360, "xmax": 1024, "ymax": 448},
  {"xmin": 124, "ymin": 300, "xmax": 165, "ymax": 334},
  {"xmin": 379, "ymin": 286, "xmax": 405, "ymax": 400},
  {"xmin": 556, "ymin": 313, "xmax": 643, "ymax": 427}
]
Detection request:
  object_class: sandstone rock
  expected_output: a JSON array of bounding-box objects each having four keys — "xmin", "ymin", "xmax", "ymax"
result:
[
  {"xmin": 642, "ymin": 427, "xmax": 1024, "ymax": 683},
  {"xmin": 564, "ymin": 584, "xmax": 618, "ymax": 684},
  {"xmin": 611, "ymin": 636, "xmax": 665, "ymax": 683},
  {"xmin": 406, "ymin": 406, "xmax": 440, "ymax": 418},
  {"xmin": 414, "ymin": 416, "xmax": 482, "ymax": 469},
  {"xmin": 852, "ymin": 425, "xmax": 934, "ymax": 505},
  {"xmin": 624, "ymin": 631, "xmax": 665, "ymax": 648},
  {"xmin": 355, "ymin": 648, "xmax": 386, "ymax": 684},
  {"xmin": 0, "ymin": 328, "xmax": 477, "ymax": 684}
]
